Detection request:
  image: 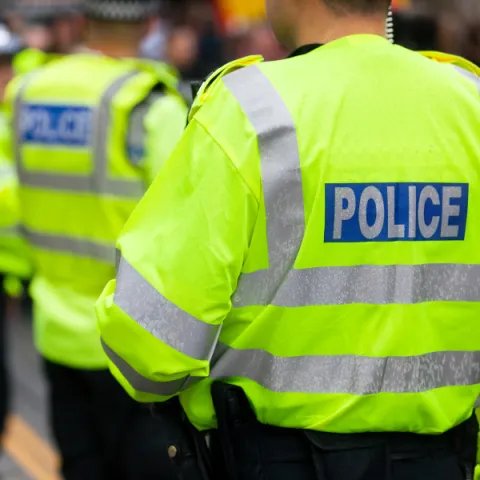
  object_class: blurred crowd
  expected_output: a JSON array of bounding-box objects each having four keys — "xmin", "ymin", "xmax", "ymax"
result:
[{"xmin": 0, "ymin": 0, "xmax": 478, "ymax": 92}]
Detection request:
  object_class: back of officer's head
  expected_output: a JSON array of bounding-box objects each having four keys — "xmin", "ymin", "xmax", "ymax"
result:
[
  {"xmin": 266, "ymin": 0, "xmax": 390, "ymax": 48},
  {"xmin": 84, "ymin": 0, "xmax": 157, "ymax": 56}
]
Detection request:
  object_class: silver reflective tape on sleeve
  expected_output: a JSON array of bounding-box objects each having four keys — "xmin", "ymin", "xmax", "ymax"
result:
[
  {"xmin": 233, "ymin": 263, "xmax": 480, "ymax": 307},
  {"xmin": 115, "ymin": 247, "xmax": 122, "ymax": 273},
  {"xmin": 223, "ymin": 66, "xmax": 305, "ymax": 306},
  {"xmin": 101, "ymin": 339, "xmax": 188, "ymax": 396},
  {"xmin": 453, "ymin": 65, "xmax": 480, "ymax": 95},
  {"xmin": 211, "ymin": 347, "xmax": 480, "ymax": 395},
  {"xmin": 114, "ymin": 256, "xmax": 222, "ymax": 361},
  {"xmin": 21, "ymin": 226, "xmax": 116, "ymax": 264}
]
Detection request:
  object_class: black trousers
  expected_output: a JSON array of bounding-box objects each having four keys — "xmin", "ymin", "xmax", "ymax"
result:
[
  {"xmin": 212, "ymin": 383, "xmax": 477, "ymax": 480},
  {"xmin": 0, "ymin": 274, "xmax": 7, "ymax": 439},
  {"xmin": 43, "ymin": 360, "xmax": 203, "ymax": 480}
]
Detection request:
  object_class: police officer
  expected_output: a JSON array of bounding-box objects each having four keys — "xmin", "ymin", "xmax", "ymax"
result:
[
  {"xmin": 6, "ymin": 0, "xmax": 192, "ymax": 479},
  {"xmin": 96, "ymin": 0, "xmax": 480, "ymax": 479},
  {"xmin": 9, "ymin": 0, "xmax": 83, "ymax": 74},
  {"xmin": 0, "ymin": 21, "xmax": 30, "ymax": 448}
]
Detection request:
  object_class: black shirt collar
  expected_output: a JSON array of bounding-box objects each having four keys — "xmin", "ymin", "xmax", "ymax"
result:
[{"xmin": 288, "ymin": 44, "xmax": 323, "ymax": 58}]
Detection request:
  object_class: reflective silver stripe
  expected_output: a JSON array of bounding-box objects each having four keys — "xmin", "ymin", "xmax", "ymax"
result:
[
  {"xmin": 223, "ymin": 66, "xmax": 305, "ymax": 305},
  {"xmin": 115, "ymin": 247, "xmax": 122, "ymax": 273},
  {"xmin": 114, "ymin": 256, "xmax": 222, "ymax": 360},
  {"xmin": 14, "ymin": 72, "xmax": 145, "ymax": 198},
  {"xmin": 234, "ymin": 263, "xmax": 480, "ymax": 307},
  {"xmin": 225, "ymin": 66, "xmax": 480, "ymax": 308},
  {"xmin": 22, "ymin": 226, "xmax": 115, "ymax": 264},
  {"xmin": 18, "ymin": 171, "xmax": 143, "ymax": 197},
  {"xmin": 93, "ymin": 72, "xmax": 145, "ymax": 197},
  {"xmin": 103, "ymin": 336, "xmax": 480, "ymax": 395},
  {"xmin": 17, "ymin": 172, "xmax": 95, "ymax": 192},
  {"xmin": 211, "ymin": 347, "xmax": 480, "ymax": 394},
  {"xmin": 453, "ymin": 65, "xmax": 480, "ymax": 94},
  {"xmin": 101, "ymin": 339, "xmax": 188, "ymax": 396}
]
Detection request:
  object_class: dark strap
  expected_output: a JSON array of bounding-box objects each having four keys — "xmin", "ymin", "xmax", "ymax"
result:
[{"xmin": 211, "ymin": 382, "xmax": 243, "ymax": 480}]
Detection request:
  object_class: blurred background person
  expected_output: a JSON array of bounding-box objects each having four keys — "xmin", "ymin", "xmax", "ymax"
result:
[
  {"xmin": 6, "ymin": 0, "xmax": 192, "ymax": 478},
  {"xmin": 0, "ymin": 19, "xmax": 31, "ymax": 449},
  {"xmin": 228, "ymin": 21, "xmax": 286, "ymax": 60},
  {"xmin": 7, "ymin": 0, "xmax": 83, "ymax": 75},
  {"xmin": 51, "ymin": 4, "xmax": 84, "ymax": 54}
]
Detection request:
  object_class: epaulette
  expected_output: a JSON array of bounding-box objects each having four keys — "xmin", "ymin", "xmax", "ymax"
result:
[
  {"xmin": 187, "ymin": 55, "xmax": 263, "ymax": 124},
  {"xmin": 419, "ymin": 51, "xmax": 480, "ymax": 77}
]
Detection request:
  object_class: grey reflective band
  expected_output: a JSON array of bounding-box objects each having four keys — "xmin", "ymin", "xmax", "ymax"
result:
[
  {"xmin": 224, "ymin": 65, "xmax": 480, "ymax": 308},
  {"xmin": 14, "ymin": 71, "xmax": 145, "ymax": 198},
  {"xmin": 103, "ymin": 335, "xmax": 480, "ymax": 396},
  {"xmin": 93, "ymin": 72, "xmax": 145, "ymax": 197},
  {"xmin": 114, "ymin": 257, "xmax": 222, "ymax": 360},
  {"xmin": 453, "ymin": 65, "xmax": 480, "ymax": 95},
  {"xmin": 101, "ymin": 339, "xmax": 189, "ymax": 396},
  {"xmin": 223, "ymin": 66, "xmax": 305, "ymax": 306},
  {"xmin": 211, "ymin": 347, "xmax": 480, "ymax": 395},
  {"xmin": 234, "ymin": 263, "xmax": 480, "ymax": 307},
  {"xmin": 22, "ymin": 226, "xmax": 116, "ymax": 264}
]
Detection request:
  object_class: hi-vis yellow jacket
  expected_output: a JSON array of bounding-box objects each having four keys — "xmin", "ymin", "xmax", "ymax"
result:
[
  {"xmin": 7, "ymin": 54, "xmax": 187, "ymax": 369},
  {"xmin": 0, "ymin": 107, "xmax": 32, "ymax": 282},
  {"xmin": 97, "ymin": 35, "xmax": 480, "ymax": 433}
]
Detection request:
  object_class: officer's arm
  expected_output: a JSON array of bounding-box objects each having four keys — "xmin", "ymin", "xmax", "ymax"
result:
[
  {"xmin": 127, "ymin": 91, "xmax": 188, "ymax": 185},
  {"xmin": 96, "ymin": 118, "xmax": 259, "ymax": 403}
]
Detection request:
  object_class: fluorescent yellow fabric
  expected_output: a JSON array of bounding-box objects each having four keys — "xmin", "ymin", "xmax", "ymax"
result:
[
  {"xmin": 188, "ymin": 55, "xmax": 263, "ymax": 123},
  {"xmin": 7, "ymin": 54, "xmax": 187, "ymax": 369},
  {"xmin": 0, "ymin": 108, "xmax": 32, "ymax": 280},
  {"xmin": 12, "ymin": 49, "xmax": 57, "ymax": 75},
  {"xmin": 420, "ymin": 51, "xmax": 480, "ymax": 76},
  {"xmin": 97, "ymin": 35, "xmax": 480, "ymax": 433}
]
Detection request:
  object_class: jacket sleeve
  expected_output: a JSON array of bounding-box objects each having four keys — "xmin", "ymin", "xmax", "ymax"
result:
[
  {"xmin": 96, "ymin": 118, "xmax": 259, "ymax": 403},
  {"xmin": 127, "ymin": 92, "xmax": 188, "ymax": 186}
]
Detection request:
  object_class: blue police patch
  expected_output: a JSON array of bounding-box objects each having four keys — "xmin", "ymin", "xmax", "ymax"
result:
[
  {"xmin": 324, "ymin": 183, "xmax": 469, "ymax": 243},
  {"xmin": 20, "ymin": 104, "xmax": 93, "ymax": 147}
]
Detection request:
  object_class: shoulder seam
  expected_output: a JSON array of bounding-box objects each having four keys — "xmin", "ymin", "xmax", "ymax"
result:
[{"xmin": 193, "ymin": 118, "xmax": 260, "ymax": 208}]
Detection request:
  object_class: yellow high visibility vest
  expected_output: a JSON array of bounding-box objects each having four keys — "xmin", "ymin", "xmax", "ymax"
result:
[
  {"xmin": 0, "ymin": 108, "xmax": 32, "ymax": 281},
  {"xmin": 97, "ymin": 36, "xmax": 480, "ymax": 434},
  {"xmin": 8, "ymin": 54, "xmax": 186, "ymax": 368}
]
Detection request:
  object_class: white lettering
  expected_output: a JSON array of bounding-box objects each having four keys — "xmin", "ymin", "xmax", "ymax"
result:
[
  {"xmin": 387, "ymin": 186, "xmax": 405, "ymax": 239},
  {"xmin": 359, "ymin": 186, "xmax": 384, "ymax": 239},
  {"xmin": 408, "ymin": 186, "xmax": 417, "ymax": 238},
  {"xmin": 58, "ymin": 110, "xmax": 89, "ymax": 142},
  {"xmin": 33, "ymin": 110, "xmax": 55, "ymax": 140},
  {"xmin": 418, "ymin": 186, "xmax": 440, "ymax": 239},
  {"xmin": 441, "ymin": 187, "xmax": 462, "ymax": 238},
  {"xmin": 333, "ymin": 187, "xmax": 355, "ymax": 240}
]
